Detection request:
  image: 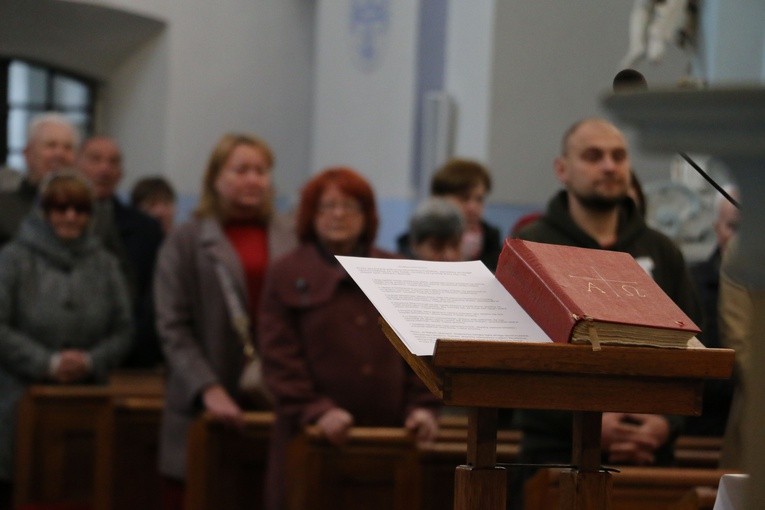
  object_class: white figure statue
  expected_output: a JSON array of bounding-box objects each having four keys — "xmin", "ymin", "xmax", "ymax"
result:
[{"xmin": 621, "ymin": 0, "xmax": 692, "ymax": 68}]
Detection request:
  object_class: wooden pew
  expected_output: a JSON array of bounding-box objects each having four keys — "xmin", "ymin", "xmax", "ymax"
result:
[
  {"xmin": 438, "ymin": 414, "xmax": 724, "ymax": 505},
  {"xmin": 442, "ymin": 413, "xmax": 723, "ymax": 468},
  {"xmin": 286, "ymin": 427, "xmax": 420, "ymax": 510},
  {"xmin": 434, "ymin": 426, "xmax": 521, "ymax": 445},
  {"xmin": 524, "ymin": 467, "xmax": 737, "ymax": 510},
  {"xmin": 106, "ymin": 370, "xmax": 165, "ymax": 397},
  {"xmin": 13, "ymin": 370, "xmax": 164, "ymax": 510},
  {"xmin": 93, "ymin": 397, "xmax": 164, "ymax": 510},
  {"xmin": 437, "ymin": 414, "xmax": 470, "ymax": 429},
  {"xmin": 285, "ymin": 422, "xmax": 522, "ymax": 510},
  {"xmin": 674, "ymin": 436, "xmax": 723, "ymax": 468},
  {"xmin": 14, "ymin": 386, "xmax": 112, "ymax": 510},
  {"xmin": 184, "ymin": 412, "xmax": 274, "ymax": 510},
  {"xmin": 668, "ymin": 486, "xmax": 718, "ymax": 510}
]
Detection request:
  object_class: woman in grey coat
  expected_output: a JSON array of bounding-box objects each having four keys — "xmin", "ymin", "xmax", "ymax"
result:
[
  {"xmin": 0, "ymin": 171, "xmax": 132, "ymax": 504},
  {"xmin": 153, "ymin": 133, "xmax": 296, "ymax": 507}
]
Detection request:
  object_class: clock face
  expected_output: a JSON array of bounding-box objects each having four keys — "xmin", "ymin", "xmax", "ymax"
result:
[{"xmin": 644, "ymin": 158, "xmax": 736, "ymax": 263}]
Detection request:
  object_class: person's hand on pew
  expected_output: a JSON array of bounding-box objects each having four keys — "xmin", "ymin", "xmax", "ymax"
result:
[
  {"xmin": 202, "ymin": 384, "xmax": 245, "ymax": 429},
  {"xmin": 316, "ymin": 408, "xmax": 354, "ymax": 446},
  {"xmin": 601, "ymin": 412, "xmax": 670, "ymax": 465},
  {"xmin": 405, "ymin": 408, "xmax": 439, "ymax": 444}
]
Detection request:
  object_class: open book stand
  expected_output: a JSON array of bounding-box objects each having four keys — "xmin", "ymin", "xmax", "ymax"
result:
[{"xmin": 380, "ymin": 320, "xmax": 734, "ymax": 510}]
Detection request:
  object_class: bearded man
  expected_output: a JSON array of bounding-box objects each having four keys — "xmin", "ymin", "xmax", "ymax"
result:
[{"xmin": 507, "ymin": 117, "xmax": 702, "ymax": 509}]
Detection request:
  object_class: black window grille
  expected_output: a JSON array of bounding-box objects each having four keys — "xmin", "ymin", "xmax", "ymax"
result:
[{"xmin": 2, "ymin": 58, "xmax": 96, "ymax": 171}]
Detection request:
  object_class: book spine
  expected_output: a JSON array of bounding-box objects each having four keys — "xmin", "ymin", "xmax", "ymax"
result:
[{"xmin": 496, "ymin": 241, "xmax": 580, "ymax": 344}]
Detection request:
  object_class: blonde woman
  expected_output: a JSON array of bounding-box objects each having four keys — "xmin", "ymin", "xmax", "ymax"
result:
[{"xmin": 153, "ymin": 133, "xmax": 295, "ymax": 508}]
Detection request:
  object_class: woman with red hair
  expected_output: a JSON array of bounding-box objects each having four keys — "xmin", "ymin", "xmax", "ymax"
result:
[{"xmin": 258, "ymin": 167, "xmax": 440, "ymax": 510}]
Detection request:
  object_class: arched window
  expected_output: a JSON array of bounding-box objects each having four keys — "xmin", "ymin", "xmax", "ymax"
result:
[{"xmin": 1, "ymin": 58, "xmax": 96, "ymax": 171}]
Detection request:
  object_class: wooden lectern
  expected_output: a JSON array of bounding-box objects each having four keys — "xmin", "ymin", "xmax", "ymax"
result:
[{"xmin": 380, "ymin": 320, "xmax": 734, "ymax": 510}]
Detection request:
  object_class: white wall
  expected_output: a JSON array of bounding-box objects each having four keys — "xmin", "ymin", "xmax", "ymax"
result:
[
  {"xmin": 1, "ymin": 0, "xmax": 165, "ymax": 81},
  {"xmin": 8, "ymin": 0, "xmax": 759, "ymax": 230},
  {"xmin": 699, "ymin": 0, "xmax": 765, "ymax": 84},
  {"xmin": 308, "ymin": 0, "xmax": 695, "ymax": 247},
  {"xmin": 311, "ymin": 0, "xmax": 420, "ymax": 199},
  {"xmin": 99, "ymin": 29, "xmax": 169, "ymax": 191},
  {"xmin": 95, "ymin": 0, "xmax": 316, "ymax": 209},
  {"xmin": 484, "ymin": 1, "xmax": 692, "ymax": 207},
  {"xmin": 444, "ymin": 0, "xmax": 495, "ymax": 161}
]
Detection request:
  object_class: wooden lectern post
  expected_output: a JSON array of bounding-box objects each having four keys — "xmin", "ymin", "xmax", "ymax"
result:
[
  {"xmin": 453, "ymin": 408, "xmax": 506, "ymax": 510},
  {"xmin": 379, "ymin": 319, "xmax": 735, "ymax": 510},
  {"xmin": 562, "ymin": 411, "xmax": 612, "ymax": 510}
]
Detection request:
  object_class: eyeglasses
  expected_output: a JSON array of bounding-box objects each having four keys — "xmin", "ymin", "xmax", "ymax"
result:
[
  {"xmin": 317, "ymin": 200, "xmax": 362, "ymax": 214},
  {"xmin": 47, "ymin": 203, "xmax": 93, "ymax": 215}
]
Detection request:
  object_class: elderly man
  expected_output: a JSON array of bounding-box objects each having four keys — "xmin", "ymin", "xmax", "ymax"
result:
[
  {"xmin": 76, "ymin": 136, "xmax": 165, "ymax": 368},
  {"xmin": 508, "ymin": 118, "xmax": 702, "ymax": 509},
  {"xmin": 0, "ymin": 113, "xmax": 79, "ymax": 246}
]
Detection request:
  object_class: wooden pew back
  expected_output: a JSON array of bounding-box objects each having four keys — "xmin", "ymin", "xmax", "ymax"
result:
[
  {"xmin": 13, "ymin": 386, "xmax": 725, "ymax": 510},
  {"xmin": 14, "ymin": 387, "xmax": 112, "ymax": 509},
  {"xmin": 286, "ymin": 427, "xmax": 420, "ymax": 510},
  {"xmin": 93, "ymin": 396, "xmax": 164, "ymax": 510},
  {"xmin": 668, "ymin": 486, "xmax": 718, "ymax": 510},
  {"xmin": 184, "ymin": 412, "xmax": 274, "ymax": 510},
  {"xmin": 525, "ymin": 467, "xmax": 737, "ymax": 510},
  {"xmin": 13, "ymin": 370, "xmax": 164, "ymax": 510},
  {"xmin": 284, "ymin": 422, "xmax": 522, "ymax": 510},
  {"xmin": 674, "ymin": 436, "xmax": 723, "ymax": 468}
]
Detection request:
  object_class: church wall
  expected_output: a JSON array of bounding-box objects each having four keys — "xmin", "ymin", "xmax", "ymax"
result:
[{"xmin": 5, "ymin": 0, "xmax": 763, "ymax": 249}]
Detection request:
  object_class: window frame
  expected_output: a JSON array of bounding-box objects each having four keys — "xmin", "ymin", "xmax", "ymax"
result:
[{"xmin": 2, "ymin": 57, "xmax": 97, "ymax": 168}]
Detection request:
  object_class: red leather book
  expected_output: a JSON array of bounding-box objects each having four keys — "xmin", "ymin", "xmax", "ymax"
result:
[{"xmin": 495, "ymin": 239, "xmax": 700, "ymax": 348}]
